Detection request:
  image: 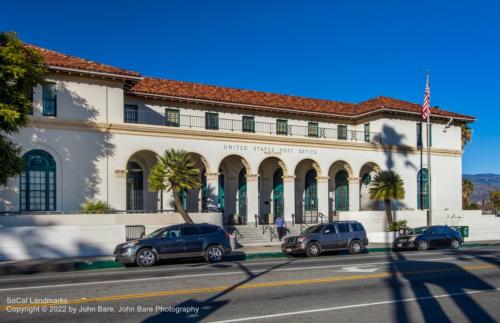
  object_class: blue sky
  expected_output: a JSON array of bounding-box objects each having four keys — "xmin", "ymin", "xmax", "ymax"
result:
[{"xmin": 2, "ymin": 1, "xmax": 499, "ymax": 174}]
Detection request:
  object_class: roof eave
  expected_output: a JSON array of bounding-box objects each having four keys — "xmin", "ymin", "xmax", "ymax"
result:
[{"xmin": 49, "ymin": 66, "xmax": 143, "ymax": 81}]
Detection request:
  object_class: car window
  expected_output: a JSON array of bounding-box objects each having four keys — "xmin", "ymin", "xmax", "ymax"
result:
[
  {"xmin": 200, "ymin": 226, "xmax": 219, "ymax": 235},
  {"xmin": 145, "ymin": 228, "xmax": 166, "ymax": 239},
  {"xmin": 161, "ymin": 226, "xmax": 181, "ymax": 238},
  {"xmin": 303, "ymin": 225, "xmax": 324, "ymax": 234},
  {"xmin": 181, "ymin": 226, "xmax": 200, "ymax": 236},
  {"xmin": 337, "ymin": 223, "xmax": 350, "ymax": 233},
  {"xmin": 351, "ymin": 223, "xmax": 364, "ymax": 232},
  {"xmin": 407, "ymin": 227, "xmax": 428, "ymax": 235},
  {"xmin": 323, "ymin": 224, "xmax": 337, "ymax": 234}
]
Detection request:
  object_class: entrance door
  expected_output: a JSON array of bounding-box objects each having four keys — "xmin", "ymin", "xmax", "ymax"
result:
[
  {"xmin": 126, "ymin": 161, "xmax": 143, "ymax": 210},
  {"xmin": 201, "ymin": 168, "xmax": 208, "ymax": 212},
  {"xmin": 335, "ymin": 170, "xmax": 349, "ymax": 211},
  {"xmin": 272, "ymin": 168, "xmax": 284, "ymax": 222},
  {"xmin": 238, "ymin": 168, "xmax": 248, "ymax": 224}
]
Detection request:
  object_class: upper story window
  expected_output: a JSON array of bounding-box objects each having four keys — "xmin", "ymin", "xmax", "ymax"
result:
[
  {"xmin": 417, "ymin": 123, "xmax": 433, "ymax": 147},
  {"xmin": 205, "ymin": 112, "xmax": 219, "ymax": 130},
  {"xmin": 276, "ymin": 119, "xmax": 288, "ymax": 135},
  {"xmin": 165, "ymin": 109, "xmax": 180, "ymax": 127},
  {"xmin": 42, "ymin": 83, "xmax": 57, "ymax": 116},
  {"xmin": 308, "ymin": 122, "xmax": 319, "ymax": 138},
  {"xmin": 417, "ymin": 122, "xmax": 422, "ymax": 147},
  {"xmin": 338, "ymin": 125, "xmax": 347, "ymax": 140},
  {"xmin": 364, "ymin": 123, "xmax": 370, "ymax": 142},
  {"xmin": 124, "ymin": 104, "xmax": 138, "ymax": 123},
  {"xmin": 242, "ymin": 116, "xmax": 255, "ymax": 133}
]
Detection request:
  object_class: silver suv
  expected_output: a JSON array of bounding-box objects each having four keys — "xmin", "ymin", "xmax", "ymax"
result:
[{"xmin": 282, "ymin": 221, "xmax": 368, "ymax": 257}]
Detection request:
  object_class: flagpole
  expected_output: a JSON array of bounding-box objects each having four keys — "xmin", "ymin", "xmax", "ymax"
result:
[{"xmin": 426, "ymin": 70, "xmax": 432, "ymax": 226}]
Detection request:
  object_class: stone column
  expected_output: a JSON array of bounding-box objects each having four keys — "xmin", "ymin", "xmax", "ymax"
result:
[
  {"xmin": 205, "ymin": 172, "xmax": 220, "ymax": 212},
  {"xmin": 246, "ymin": 174, "xmax": 259, "ymax": 224},
  {"xmin": 316, "ymin": 176, "xmax": 330, "ymax": 222},
  {"xmin": 283, "ymin": 175, "xmax": 295, "ymax": 224},
  {"xmin": 349, "ymin": 177, "xmax": 360, "ymax": 212}
]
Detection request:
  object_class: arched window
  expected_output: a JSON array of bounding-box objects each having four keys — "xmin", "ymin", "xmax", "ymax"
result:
[
  {"xmin": 417, "ymin": 169, "xmax": 429, "ymax": 209},
  {"xmin": 20, "ymin": 150, "xmax": 56, "ymax": 211}
]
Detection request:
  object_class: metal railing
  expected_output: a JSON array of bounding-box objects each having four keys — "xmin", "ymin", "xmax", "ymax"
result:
[
  {"xmin": 123, "ymin": 108, "xmax": 382, "ymax": 143},
  {"xmin": 255, "ymin": 214, "xmax": 278, "ymax": 241}
]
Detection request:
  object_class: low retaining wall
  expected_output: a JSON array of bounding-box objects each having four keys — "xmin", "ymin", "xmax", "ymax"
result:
[
  {"xmin": 339, "ymin": 210, "xmax": 500, "ymax": 243},
  {"xmin": 0, "ymin": 212, "xmax": 223, "ymax": 261}
]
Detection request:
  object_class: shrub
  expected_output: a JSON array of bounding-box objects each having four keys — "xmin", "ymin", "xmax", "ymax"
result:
[
  {"xmin": 387, "ymin": 220, "xmax": 408, "ymax": 232},
  {"xmin": 81, "ymin": 200, "xmax": 110, "ymax": 214}
]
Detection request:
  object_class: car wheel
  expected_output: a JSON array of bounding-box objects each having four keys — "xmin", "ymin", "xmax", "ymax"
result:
[
  {"xmin": 205, "ymin": 245, "xmax": 224, "ymax": 263},
  {"xmin": 136, "ymin": 248, "xmax": 156, "ymax": 267},
  {"xmin": 306, "ymin": 242, "xmax": 320, "ymax": 257},
  {"xmin": 349, "ymin": 240, "xmax": 363, "ymax": 255},
  {"xmin": 450, "ymin": 239, "xmax": 460, "ymax": 249},
  {"xmin": 418, "ymin": 240, "xmax": 430, "ymax": 251}
]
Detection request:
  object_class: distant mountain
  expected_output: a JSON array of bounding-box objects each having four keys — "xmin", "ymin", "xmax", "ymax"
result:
[{"xmin": 463, "ymin": 174, "xmax": 500, "ymax": 203}]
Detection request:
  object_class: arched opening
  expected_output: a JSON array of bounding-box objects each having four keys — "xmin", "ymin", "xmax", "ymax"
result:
[
  {"xmin": 218, "ymin": 155, "xmax": 250, "ymax": 224},
  {"xmin": 126, "ymin": 150, "xmax": 158, "ymax": 211},
  {"xmin": 328, "ymin": 161, "xmax": 353, "ymax": 216},
  {"xmin": 359, "ymin": 162, "xmax": 382, "ymax": 210},
  {"xmin": 294, "ymin": 159, "xmax": 321, "ymax": 223},
  {"xmin": 20, "ymin": 149, "xmax": 56, "ymax": 211},
  {"xmin": 258, "ymin": 157, "xmax": 287, "ymax": 224},
  {"xmin": 418, "ymin": 168, "xmax": 429, "ymax": 209}
]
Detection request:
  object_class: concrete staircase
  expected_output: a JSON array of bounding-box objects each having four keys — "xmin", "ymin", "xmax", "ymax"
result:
[{"xmin": 226, "ymin": 225, "xmax": 304, "ymax": 247}]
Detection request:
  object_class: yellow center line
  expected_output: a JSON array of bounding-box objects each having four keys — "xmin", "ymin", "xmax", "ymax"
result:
[{"xmin": 0, "ymin": 264, "xmax": 494, "ymax": 311}]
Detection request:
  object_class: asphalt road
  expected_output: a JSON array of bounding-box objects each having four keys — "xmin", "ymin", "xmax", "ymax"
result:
[{"xmin": 0, "ymin": 247, "xmax": 499, "ymax": 323}]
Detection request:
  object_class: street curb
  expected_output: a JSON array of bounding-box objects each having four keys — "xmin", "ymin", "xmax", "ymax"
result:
[{"xmin": 2, "ymin": 242, "xmax": 500, "ymax": 275}]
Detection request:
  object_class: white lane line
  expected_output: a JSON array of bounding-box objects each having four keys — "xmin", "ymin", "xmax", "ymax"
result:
[
  {"xmin": 212, "ymin": 288, "xmax": 500, "ymax": 322},
  {"xmin": 0, "ymin": 256, "xmax": 466, "ymax": 292}
]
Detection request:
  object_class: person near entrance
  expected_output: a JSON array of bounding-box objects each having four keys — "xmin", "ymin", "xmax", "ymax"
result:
[{"xmin": 275, "ymin": 215, "xmax": 287, "ymax": 241}]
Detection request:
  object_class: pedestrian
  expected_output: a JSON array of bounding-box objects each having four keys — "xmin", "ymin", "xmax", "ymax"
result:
[{"xmin": 275, "ymin": 215, "xmax": 286, "ymax": 241}]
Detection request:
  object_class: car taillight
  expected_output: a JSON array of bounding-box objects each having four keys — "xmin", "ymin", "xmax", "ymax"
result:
[{"xmin": 224, "ymin": 231, "xmax": 230, "ymax": 239}]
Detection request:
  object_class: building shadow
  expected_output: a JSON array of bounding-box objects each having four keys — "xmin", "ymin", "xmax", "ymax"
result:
[
  {"xmin": 142, "ymin": 259, "xmax": 293, "ymax": 322},
  {"xmin": 385, "ymin": 251, "xmax": 496, "ymax": 322}
]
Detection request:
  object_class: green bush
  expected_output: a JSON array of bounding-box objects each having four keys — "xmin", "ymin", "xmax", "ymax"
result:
[
  {"xmin": 80, "ymin": 200, "xmax": 110, "ymax": 214},
  {"xmin": 387, "ymin": 220, "xmax": 408, "ymax": 232}
]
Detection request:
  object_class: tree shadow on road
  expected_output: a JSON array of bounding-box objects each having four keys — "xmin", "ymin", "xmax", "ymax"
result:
[
  {"xmin": 386, "ymin": 251, "xmax": 496, "ymax": 323},
  {"xmin": 142, "ymin": 259, "xmax": 294, "ymax": 322}
]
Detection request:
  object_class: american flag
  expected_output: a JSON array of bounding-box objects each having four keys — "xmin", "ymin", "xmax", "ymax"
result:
[{"xmin": 422, "ymin": 74, "xmax": 430, "ymax": 120}]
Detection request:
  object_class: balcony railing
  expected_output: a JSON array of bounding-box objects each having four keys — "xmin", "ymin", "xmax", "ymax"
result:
[{"xmin": 123, "ymin": 108, "xmax": 382, "ymax": 143}]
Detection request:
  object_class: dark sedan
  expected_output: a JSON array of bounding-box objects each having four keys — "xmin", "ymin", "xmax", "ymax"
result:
[
  {"xmin": 114, "ymin": 223, "xmax": 232, "ymax": 266},
  {"xmin": 393, "ymin": 225, "xmax": 463, "ymax": 251}
]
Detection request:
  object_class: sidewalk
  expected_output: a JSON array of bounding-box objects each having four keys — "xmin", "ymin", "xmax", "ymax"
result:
[{"xmin": 1, "ymin": 241, "xmax": 499, "ymax": 276}]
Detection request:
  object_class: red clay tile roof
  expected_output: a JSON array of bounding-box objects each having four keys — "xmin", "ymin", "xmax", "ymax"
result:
[
  {"xmin": 130, "ymin": 77, "xmax": 357, "ymax": 116},
  {"xmin": 131, "ymin": 78, "xmax": 475, "ymax": 121},
  {"xmin": 27, "ymin": 44, "xmax": 141, "ymax": 78},
  {"xmin": 357, "ymin": 96, "xmax": 475, "ymax": 120},
  {"xmin": 29, "ymin": 44, "xmax": 474, "ymax": 121}
]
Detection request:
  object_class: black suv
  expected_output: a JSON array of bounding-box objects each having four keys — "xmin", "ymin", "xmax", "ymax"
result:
[
  {"xmin": 114, "ymin": 223, "xmax": 232, "ymax": 266},
  {"xmin": 282, "ymin": 221, "xmax": 369, "ymax": 257},
  {"xmin": 393, "ymin": 225, "xmax": 463, "ymax": 251}
]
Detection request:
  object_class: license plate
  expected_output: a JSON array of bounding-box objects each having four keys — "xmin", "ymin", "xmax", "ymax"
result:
[
  {"xmin": 397, "ymin": 244, "xmax": 402, "ymax": 248},
  {"xmin": 286, "ymin": 248, "xmax": 292, "ymax": 252}
]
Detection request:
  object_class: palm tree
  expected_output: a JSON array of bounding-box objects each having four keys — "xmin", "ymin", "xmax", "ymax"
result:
[
  {"xmin": 369, "ymin": 170, "xmax": 405, "ymax": 225},
  {"xmin": 148, "ymin": 149, "xmax": 201, "ymax": 224},
  {"xmin": 461, "ymin": 123, "xmax": 472, "ymax": 149},
  {"xmin": 462, "ymin": 179, "xmax": 474, "ymax": 209}
]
